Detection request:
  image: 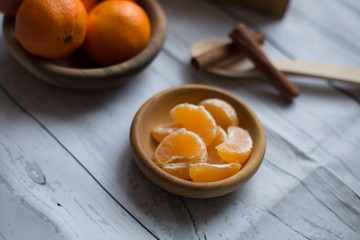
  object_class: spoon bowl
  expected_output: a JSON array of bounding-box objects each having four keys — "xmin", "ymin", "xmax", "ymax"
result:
[{"xmin": 130, "ymin": 84, "xmax": 266, "ymax": 198}]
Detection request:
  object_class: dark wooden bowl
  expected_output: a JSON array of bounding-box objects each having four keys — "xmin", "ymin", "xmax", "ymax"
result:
[
  {"xmin": 2, "ymin": 0, "xmax": 167, "ymax": 90},
  {"xmin": 130, "ymin": 84, "xmax": 266, "ymax": 198}
]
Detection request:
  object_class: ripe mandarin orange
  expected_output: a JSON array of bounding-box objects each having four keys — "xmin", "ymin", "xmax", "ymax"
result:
[
  {"xmin": 83, "ymin": 0, "xmax": 151, "ymax": 66},
  {"xmin": 15, "ymin": 0, "xmax": 87, "ymax": 60},
  {"xmin": 170, "ymin": 103, "xmax": 217, "ymax": 146},
  {"xmin": 0, "ymin": 0, "xmax": 23, "ymax": 16},
  {"xmin": 154, "ymin": 128, "xmax": 207, "ymax": 166},
  {"xmin": 216, "ymin": 126, "xmax": 253, "ymax": 164},
  {"xmin": 199, "ymin": 98, "xmax": 239, "ymax": 130},
  {"xmin": 189, "ymin": 163, "xmax": 242, "ymax": 182}
]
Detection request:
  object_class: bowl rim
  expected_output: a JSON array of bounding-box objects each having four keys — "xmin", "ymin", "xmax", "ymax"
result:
[
  {"xmin": 2, "ymin": 0, "xmax": 167, "ymax": 80},
  {"xmin": 130, "ymin": 84, "xmax": 266, "ymax": 195}
]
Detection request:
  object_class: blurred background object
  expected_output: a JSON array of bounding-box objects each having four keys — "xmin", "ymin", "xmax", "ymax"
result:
[{"xmin": 214, "ymin": 0, "xmax": 290, "ymax": 18}]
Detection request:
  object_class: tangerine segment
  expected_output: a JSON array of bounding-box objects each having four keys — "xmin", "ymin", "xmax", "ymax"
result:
[
  {"xmin": 207, "ymin": 126, "xmax": 227, "ymax": 164},
  {"xmin": 199, "ymin": 98, "xmax": 239, "ymax": 130},
  {"xmin": 154, "ymin": 128, "xmax": 207, "ymax": 166},
  {"xmin": 161, "ymin": 163, "xmax": 190, "ymax": 180},
  {"xmin": 216, "ymin": 126, "xmax": 253, "ymax": 164},
  {"xmin": 170, "ymin": 103, "xmax": 216, "ymax": 146},
  {"xmin": 207, "ymin": 148, "xmax": 226, "ymax": 164},
  {"xmin": 151, "ymin": 121, "xmax": 183, "ymax": 143},
  {"xmin": 189, "ymin": 163, "xmax": 241, "ymax": 182}
]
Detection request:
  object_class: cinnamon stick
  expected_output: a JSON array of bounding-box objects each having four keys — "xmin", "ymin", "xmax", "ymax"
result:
[
  {"xmin": 230, "ymin": 23, "xmax": 300, "ymax": 101},
  {"xmin": 191, "ymin": 32, "xmax": 264, "ymax": 71}
]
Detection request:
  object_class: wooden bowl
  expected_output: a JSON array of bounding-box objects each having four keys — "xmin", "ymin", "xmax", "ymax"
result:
[
  {"xmin": 130, "ymin": 84, "xmax": 266, "ymax": 198},
  {"xmin": 2, "ymin": 0, "xmax": 167, "ymax": 90}
]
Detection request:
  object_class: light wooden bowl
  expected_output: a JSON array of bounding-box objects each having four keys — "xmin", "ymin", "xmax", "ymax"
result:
[
  {"xmin": 2, "ymin": 0, "xmax": 167, "ymax": 90},
  {"xmin": 130, "ymin": 84, "xmax": 266, "ymax": 198}
]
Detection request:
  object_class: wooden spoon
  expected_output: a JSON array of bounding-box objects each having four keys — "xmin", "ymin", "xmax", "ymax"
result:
[{"xmin": 191, "ymin": 39, "xmax": 360, "ymax": 85}]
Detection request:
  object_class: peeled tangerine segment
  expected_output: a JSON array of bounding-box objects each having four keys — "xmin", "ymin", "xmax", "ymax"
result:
[
  {"xmin": 154, "ymin": 128, "xmax": 207, "ymax": 166},
  {"xmin": 199, "ymin": 98, "xmax": 239, "ymax": 130},
  {"xmin": 170, "ymin": 103, "xmax": 216, "ymax": 146},
  {"xmin": 161, "ymin": 162, "xmax": 190, "ymax": 180},
  {"xmin": 207, "ymin": 126, "xmax": 228, "ymax": 164},
  {"xmin": 152, "ymin": 121, "xmax": 183, "ymax": 143},
  {"xmin": 189, "ymin": 163, "xmax": 242, "ymax": 182},
  {"xmin": 216, "ymin": 126, "xmax": 253, "ymax": 164}
]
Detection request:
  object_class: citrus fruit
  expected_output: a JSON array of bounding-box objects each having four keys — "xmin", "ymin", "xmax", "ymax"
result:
[
  {"xmin": 151, "ymin": 121, "xmax": 183, "ymax": 143},
  {"xmin": 0, "ymin": 0, "xmax": 23, "ymax": 16},
  {"xmin": 216, "ymin": 126, "xmax": 253, "ymax": 164},
  {"xmin": 81, "ymin": 0, "xmax": 97, "ymax": 12},
  {"xmin": 199, "ymin": 98, "xmax": 239, "ymax": 130},
  {"xmin": 154, "ymin": 128, "xmax": 207, "ymax": 166},
  {"xmin": 207, "ymin": 126, "xmax": 227, "ymax": 164},
  {"xmin": 83, "ymin": 0, "xmax": 151, "ymax": 66},
  {"xmin": 15, "ymin": 0, "xmax": 87, "ymax": 60},
  {"xmin": 189, "ymin": 163, "xmax": 241, "ymax": 182},
  {"xmin": 161, "ymin": 163, "xmax": 190, "ymax": 180},
  {"xmin": 170, "ymin": 103, "xmax": 217, "ymax": 146}
]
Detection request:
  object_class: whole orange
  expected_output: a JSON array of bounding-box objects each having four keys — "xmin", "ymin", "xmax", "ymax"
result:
[
  {"xmin": 0, "ymin": 0, "xmax": 23, "ymax": 16},
  {"xmin": 81, "ymin": 0, "xmax": 97, "ymax": 12},
  {"xmin": 15, "ymin": 0, "xmax": 88, "ymax": 60},
  {"xmin": 83, "ymin": 0, "xmax": 151, "ymax": 66}
]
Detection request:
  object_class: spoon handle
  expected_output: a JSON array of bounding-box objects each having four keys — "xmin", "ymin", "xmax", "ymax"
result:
[{"xmin": 273, "ymin": 60, "xmax": 360, "ymax": 85}]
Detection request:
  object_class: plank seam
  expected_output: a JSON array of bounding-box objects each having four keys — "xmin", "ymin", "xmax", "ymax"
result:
[
  {"xmin": 0, "ymin": 84, "xmax": 160, "ymax": 240},
  {"xmin": 264, "ymin": 160, "xmax": 360, "ymax": 236},
  {"xmin": 267, "ymin": 210, "xmax": 312, "ymax": 240},
  {"xmin": 179, "ymin": 197, "xmax": 203, "ymax": 240},
  {"xmin": 203, "ymin": 0, "xmax": 360, "ymax": 105}
]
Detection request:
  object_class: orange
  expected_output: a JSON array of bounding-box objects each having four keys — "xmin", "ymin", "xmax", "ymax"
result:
[
  {"xmin": 170, "ymin": 103, "xmax": 217, "ymax": 146},
  {"xmin": 189, "ymin": 163, "xmax": 241, "ymax": 182},
  {"xmin": 199, "ymin": 98, "xmax": 239, "ymax": 130},
  {"xmin": 216, "ymin": 126, "xmax": 253, "ymax": 164},
  {"xmin": 81, "ymin": 0, "xmax": 97, "ymax": 12},
  {"xmin": 0, "ymin": 0, "xmax": 23, "ymax": 16},
  {"xmin": 207, "ymin": 126, "xmax": 227, "ymax": 164},
  {"xmin": 151, "ymin": 121, "xmax": 183, "ymax": 143},
  {"xmin": 83, "ymin": 0, "xmax": 151, "ymax": 66},
  {"xmin": 161, "ymin": 163, "xmax": 190, "ymax": 180},
  {"xmin": 154, "ymin": 128, "xmax": 207, "ymax": 166},
  {"xmin": 15, "ymin": 0, "xmax": 87, "ymax": 60}
]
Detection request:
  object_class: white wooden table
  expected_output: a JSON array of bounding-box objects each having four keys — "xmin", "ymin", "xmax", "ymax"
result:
[{"xmin": 1, "ymin": 0, "xmax": 360, "ymax": 239}]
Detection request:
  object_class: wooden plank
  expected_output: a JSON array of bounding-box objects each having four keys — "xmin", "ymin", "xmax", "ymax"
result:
[
  {"xmin": 208, "ymin": 0, "xmax": 360, "ymax": 66},
  {"xmin": 0, "ymin": 58, "xmax": 197, "ymax": 239},
  {"xmin": 268, "ymin": 167, "xmax": 360, "ymax": 239},
  {"xmin": 2, "ymin": 36, "xmax": 360, "ymax": 240},
  {"xmin": 1, "ymin": 0, "xmax": 360, "ymax": 239},
  {"xmin": 0, "ymin": 89, "xmax": 155, "ymax": 240}
]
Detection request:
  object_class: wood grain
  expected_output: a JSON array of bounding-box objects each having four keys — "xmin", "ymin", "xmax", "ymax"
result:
[
  {"xmin": 1, "ymin": 0, "xmax": 360, "ymax": 239},
  {"xmin": 0, "ymin": 90, "xmax": 155, "ymax": 240}
]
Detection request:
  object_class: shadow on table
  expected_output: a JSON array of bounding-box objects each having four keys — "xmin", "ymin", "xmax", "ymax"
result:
[{"xmin": 0, "ymin": 39, "xmax": 154, "ymax": 121}]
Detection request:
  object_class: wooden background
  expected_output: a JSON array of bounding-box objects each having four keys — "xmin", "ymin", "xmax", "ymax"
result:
[{"xmin": 1, "ymin": 0, "xmax": 360, "ymax": 239}]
